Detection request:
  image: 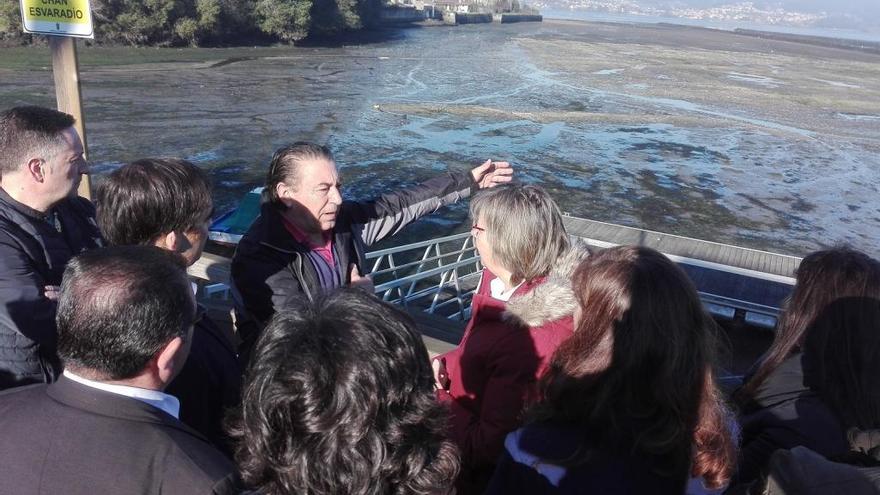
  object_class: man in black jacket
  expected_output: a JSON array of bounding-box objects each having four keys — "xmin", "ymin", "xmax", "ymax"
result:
[
  {"xmin": 231, "ymin": 142, "xmax": 512, "ymax": 360},
  {"xmin": 95, "ymin": 158, "xmax": 241, "ymax": 455},
  {"xmin": 0, "ymin": 246, "xmax": 234, "ymax": 495},
  {"xmin": 0, "ymin": 106, "xmax": 103, "ymax": 390}
]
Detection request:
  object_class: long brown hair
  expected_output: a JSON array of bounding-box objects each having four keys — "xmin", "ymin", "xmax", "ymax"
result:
[
  {"xmin": 735, "ymin": 247, "xmax": 880, "ymax": 405},
  {"xmin": 530, "ymin": 246, "xmax": 735, "ymax": 489}
]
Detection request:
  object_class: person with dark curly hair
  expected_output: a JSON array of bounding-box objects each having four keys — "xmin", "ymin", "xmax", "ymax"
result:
[
  {"xmin": 487, "ymin": 246, "xmax": 737, "ymax": 494},
  {"xmin": 227, "ymin": 288, "xmax": 459, "ymax": 495}
]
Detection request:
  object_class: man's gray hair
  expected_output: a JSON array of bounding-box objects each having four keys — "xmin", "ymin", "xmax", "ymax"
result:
[
  {"xmin": 263, "ymin": 142, "xmax": 334, "ymax": 204},
  {"xmin": 0, "ymin": 106, "xmax": 75, "ymax": 174},
  {"xmin": 470, "ymin": 184, "xmax": 569, "ymax": 285}
]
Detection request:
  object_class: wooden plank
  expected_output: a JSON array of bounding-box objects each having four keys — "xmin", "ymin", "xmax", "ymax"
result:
[
  {"xmin": 741, "ymin": 249, "xmax": 758, "ymax": 272},
  {"xmin": 50, "ymin": 36, "xmax": 91, "ymax": 200},
  {"xmin": 752, "ymin": 250, "xmax": 767, "ymax": 273},
  {"xmin": 423, "ymin": 334, "xmax": 456, "ymax": 358},
  {"xmin": 189, "ymin": 252, "xmax": 232, "ymax": 284},
  {"xmin": 691, "ymin": 239, "xmax": 715, "ymax": 261},
  {"xmin": 769, "ymin": 252, "xmax": 781, "ymax": 277},
  {"xmin": 682, "ymin": 236, "xmax": 704, "ymax": 259},
  {"xmin": 731, "ymin": 245, "xmax": 747, "ymax": 270},
  {"xmin": 754, "ymin": 251, "xmax": 769, "ymax": 275},
  {"xmin": 562, "ymin": 216, "xmax": 802, "ymax": 280},
  {"xmin": 590, "ymin": 223, "xmax": 618, "ymax": 242},
  {"xmin": 781, "ymin": 257, "xmax": 799, "ymax": 278},
  {"xmin": 710, "ymin": 243, "xmax": 727, "ymax": 266},
  {"xmin": 701, "ymin": 243, "xmax": 723, "ymax": 265},
  {"xmin": 762, "ymin": 252, "xmax": 777, "ymax": 275}
]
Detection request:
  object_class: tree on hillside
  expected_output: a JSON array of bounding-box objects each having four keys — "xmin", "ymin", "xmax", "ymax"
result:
[
  {"xmin": 91, "ymin": 0, "xmax": 179, "ymax": 45},
  {"xmin": 1, "ymin": 0, "xmax": 385, "ymax": 46},
  {"xmin": 309, "ymin": 0, "xmax": 385, "ymax": 37},
  {"xmin": 0, "ymin": 1, "xmax": 34, "ymax": 44},
  {"xmin": 255, "ymin": 0, "xmax": 312, "ymax": 41}
]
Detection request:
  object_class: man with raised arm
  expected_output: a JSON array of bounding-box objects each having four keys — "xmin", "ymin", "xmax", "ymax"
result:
[
  {"xmin": 231, "ymin": 142, "xmax": 512, "ymax": 361},
  {"xmin": 0, "ymin": 106, "xmax": 102, "ymax": 390},
  {"xmin": 0, "ymin": 246, "xmax": 234, "ymax": 494}
]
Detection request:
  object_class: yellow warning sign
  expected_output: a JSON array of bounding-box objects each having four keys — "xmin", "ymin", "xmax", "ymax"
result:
[{"xmin": 20, "ymin": 0, "xmax": 93, "ymax": 38}]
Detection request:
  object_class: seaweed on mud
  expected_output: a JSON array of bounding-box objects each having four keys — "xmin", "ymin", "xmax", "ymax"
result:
[{"xmin": 628, "ymin": 140, "xmax": 731, "ymax": 162}]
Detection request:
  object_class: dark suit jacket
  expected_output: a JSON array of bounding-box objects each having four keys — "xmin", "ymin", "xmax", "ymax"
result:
[
  {"xmin": 166, "ymin": 308, "xmax": 242, "ymax": 456},
  {"xmin": 0, "ymin": 375, "xmax": 235, "ymax": 495}
]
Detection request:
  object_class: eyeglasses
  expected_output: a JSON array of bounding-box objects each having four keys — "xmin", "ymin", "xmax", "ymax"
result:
[{"xmin": 471, "ymin": 224, "xmax": 485, "ymax": 234}]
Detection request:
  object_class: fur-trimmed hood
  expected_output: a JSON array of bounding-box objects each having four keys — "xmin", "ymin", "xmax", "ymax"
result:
[{"xmin": 503, "ymin": 238, "xmax": 592, "ymax": 327}]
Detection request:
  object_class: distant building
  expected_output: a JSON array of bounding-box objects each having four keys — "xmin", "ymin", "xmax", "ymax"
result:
[
  {"xmin": 430, "ymin": 0, "xmax": 481, "ymax": 12},
  {"xmin": 388, "ymin": 0, "xmax": 499, "ymax": 14}
]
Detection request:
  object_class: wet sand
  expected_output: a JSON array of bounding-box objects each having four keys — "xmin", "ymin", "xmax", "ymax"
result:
[{"xmin": 1, "ymin": 20, "xmax": 878, "ymax": 255}]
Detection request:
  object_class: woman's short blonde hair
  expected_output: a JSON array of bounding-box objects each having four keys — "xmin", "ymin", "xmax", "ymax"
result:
[{"xmin": 470, "ymin": 184, "xmax": 569, "ymax": 285}]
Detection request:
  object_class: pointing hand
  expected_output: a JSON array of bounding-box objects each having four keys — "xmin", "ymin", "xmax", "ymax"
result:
[{"xmin": 470, "ymin": 160, "xmax": 513, "ymax": 189}]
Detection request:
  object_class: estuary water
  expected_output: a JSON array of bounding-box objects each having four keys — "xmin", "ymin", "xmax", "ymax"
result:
[{"xmin": 1, "ymin": 20, "xmax": 878, "ymax": 256}]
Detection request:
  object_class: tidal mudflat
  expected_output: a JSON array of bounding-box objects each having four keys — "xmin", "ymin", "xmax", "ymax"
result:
[{"xmin": 1, "ymin": 20, "xmax": 878, "ymax": 255}]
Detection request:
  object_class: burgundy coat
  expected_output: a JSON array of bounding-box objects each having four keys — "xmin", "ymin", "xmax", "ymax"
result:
[{"xmin": 434, "ymin": 242, "xmax": 588, "ymax": 491}]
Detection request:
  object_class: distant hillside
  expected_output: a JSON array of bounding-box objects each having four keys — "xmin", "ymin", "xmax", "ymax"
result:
[{"xmin": 533, "ymin": 0, "xmax": 879, "ymax": 32}]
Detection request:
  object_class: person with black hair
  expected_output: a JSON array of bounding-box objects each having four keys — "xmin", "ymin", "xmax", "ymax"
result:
[
  {"xmin": 0, "ymin": 246, "xmax": 233, "ymax": 494},
  {"xmin": 227, "ymin": 288, "xmax": 459, "ymax": 495},
  {"xmin": 95, "ymin": 158, "xmax": 241, "ymax": 454},
  {"xmin": 0, "ymin": 105, "xmax": 103, "ymax": 390},
  {"xmin": 231, "ymin": 142, "xmax": 512, "ymax": 362},
  {"xmin": 732, "ymin": 247, "xmax": 880, "ymax": 486},
  {"xmin": 741, "ymin": 297, "xmax": 880, "ymax": 494}
]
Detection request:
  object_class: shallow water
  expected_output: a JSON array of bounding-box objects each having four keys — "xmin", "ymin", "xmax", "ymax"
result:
[{"xmin": 1, "ymin": 21, "xmax": 878, "ymax": 256}]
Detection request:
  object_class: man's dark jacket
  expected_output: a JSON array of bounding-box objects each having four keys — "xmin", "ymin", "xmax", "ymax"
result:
[
  {"xmin": 231, "ymin": 171, "xmax": 476, "ymax": 358},
  {"xmin": 0, "ymin": 375, "xmax": 235, "ymax": 495},
  {"xmin": 166, "ymin": 307, "xmax": 241, "ymax": 456},
  {"xmin": 0, "ymin": 189, "xmax": 102, "ymax": 390}
]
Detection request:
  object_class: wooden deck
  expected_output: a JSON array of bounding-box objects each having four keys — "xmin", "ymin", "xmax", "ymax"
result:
[{"xmin": 562, "ymin": 216, "xmax": 801, "ymax": 282}]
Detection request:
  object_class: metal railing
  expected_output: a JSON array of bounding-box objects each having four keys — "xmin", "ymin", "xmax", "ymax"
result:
[
  {"xmin": 366, "ymin": 232, "xmax": 482, "ymax": 321},
  {"xmin": 195, "ymin": 231, "xmax": 783, "ymax": 329},
  {"xmin": 363, "ymin": 232, "xmax": 784, "ymax": 328}
]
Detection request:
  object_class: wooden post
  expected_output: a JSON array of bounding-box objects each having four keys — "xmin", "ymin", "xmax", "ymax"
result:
[{"xmin": 49, "ymin": 36, "xmax": 91, "ymax": 199}]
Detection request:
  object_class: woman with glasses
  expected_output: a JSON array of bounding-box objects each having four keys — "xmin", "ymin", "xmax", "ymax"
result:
[{"xmin": 432, "ymin": 184, "xmax": 589, "ymax": 493}]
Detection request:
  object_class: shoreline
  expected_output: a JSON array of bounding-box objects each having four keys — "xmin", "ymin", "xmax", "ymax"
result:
[{"xmin": 539, "ymin": 17, "xmax": 880, "ymax": 56}]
